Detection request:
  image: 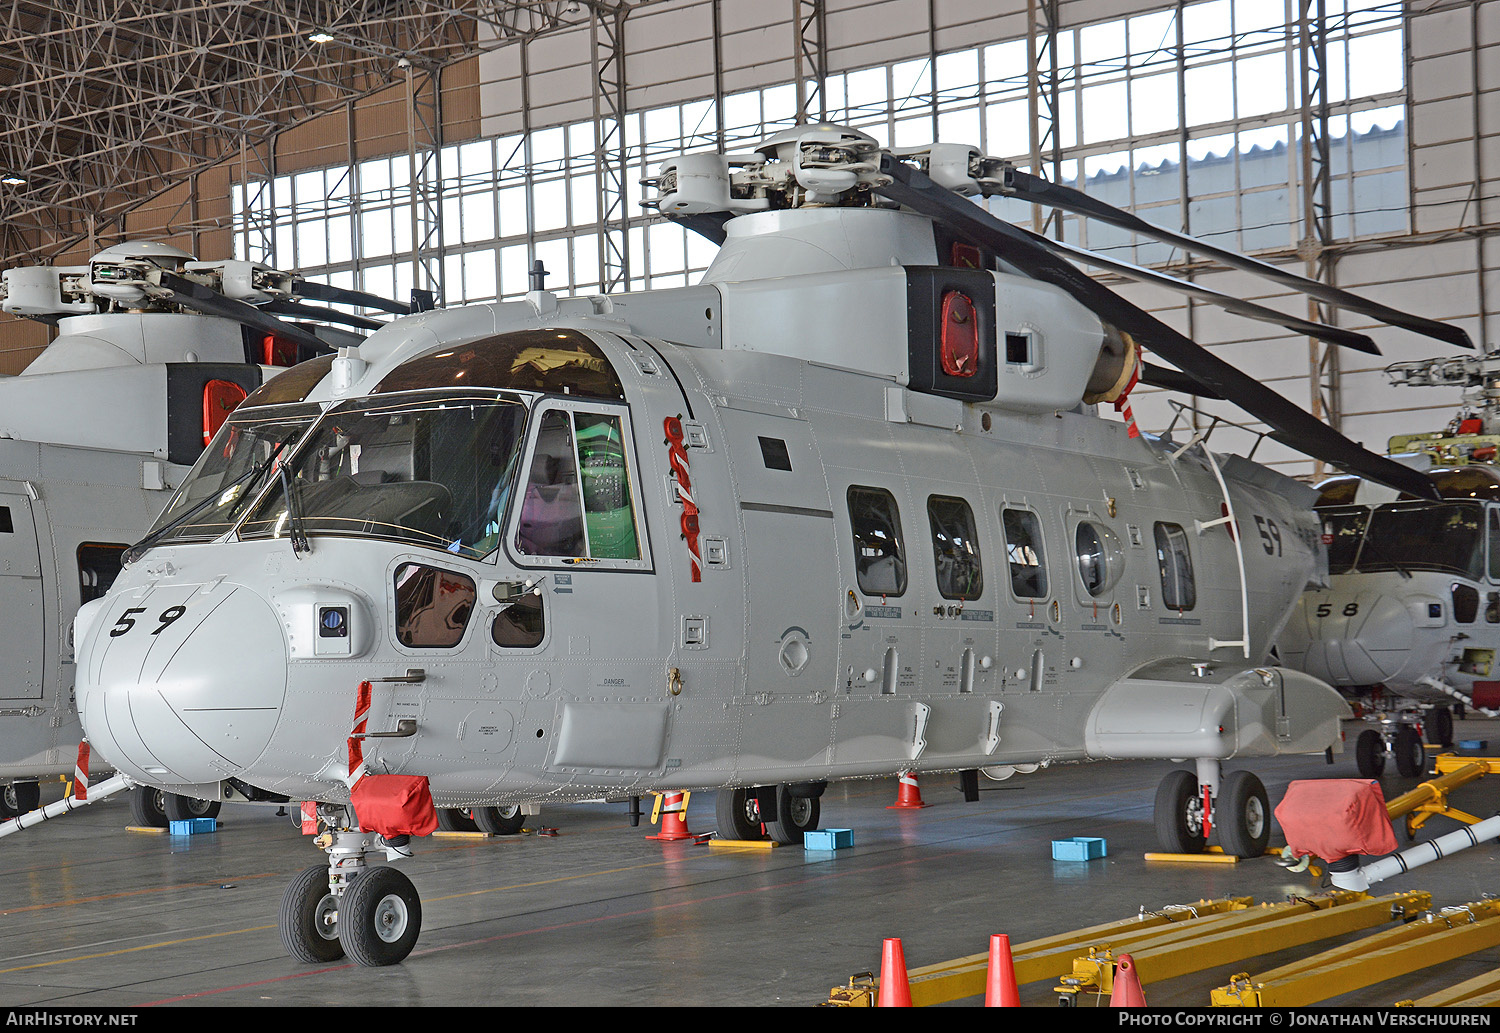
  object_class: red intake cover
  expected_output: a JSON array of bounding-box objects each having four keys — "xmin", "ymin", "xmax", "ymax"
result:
[
  {"xmin": 1273, "ymin": 779, "xmax": 1397, "ymax": 863},
  {"xmin": 350, "ymin": 775, "xmax": 439, "ymax": 838}
]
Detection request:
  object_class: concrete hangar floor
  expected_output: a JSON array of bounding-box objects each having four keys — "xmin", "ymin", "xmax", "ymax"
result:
[{"xmin": 2, "ymin": 718, "xmax": 1497, "ymax": 1009}]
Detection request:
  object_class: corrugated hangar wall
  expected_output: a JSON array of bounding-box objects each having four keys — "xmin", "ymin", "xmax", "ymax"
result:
[{"xmin": 2, "ymin": 0, "xmax": 1497, "ymax": 488}]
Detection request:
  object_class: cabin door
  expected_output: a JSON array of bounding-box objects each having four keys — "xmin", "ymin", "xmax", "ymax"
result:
[
  {"xmin": 0, "ymin": 491, "xmax": 44, "ymax": 701},
  {"xmin": 719, "ymin": 406, "xmax": 838, "ymax": 769}
]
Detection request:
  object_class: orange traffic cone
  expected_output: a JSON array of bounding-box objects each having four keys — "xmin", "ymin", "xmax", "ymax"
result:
[
  {"xmin": 1110, "ymin": 953, "xmax": 1147, "ymax": 1007},
  {"xmin": 985, "ymin": 934, "xmax": 1020, "ymax": 1006},
  {"xmin": 646, "ymin": 791, "xmax": 695, "ymax": 841},
  {"xmin": 887, "ymin": 771, "xmax": 928, "ymax": 809},
  {"xmin": 877, "ymin": 938, "xmax": 913, "ymax": 1007}
]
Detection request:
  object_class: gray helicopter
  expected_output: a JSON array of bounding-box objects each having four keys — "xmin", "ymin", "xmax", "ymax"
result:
[
  {"xmin": 1279, "ymin": 354, "xmax": 1500, "ymax": 778},
  {"xmin": 67, "ymin": 125, "xmax": 1467, "ymax": 967},
  {"xmin": 0, "ymin": 240, "xmax": 413, "ymax": 826}
]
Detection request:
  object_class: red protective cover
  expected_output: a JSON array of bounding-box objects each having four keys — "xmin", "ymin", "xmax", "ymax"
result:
[
  {"xmin": 350, "ymin": 774, "xmax": 439, "ymax": 838},
  {"xmin": 1471, "ymin": 682, "xmax": 1500, "ymax": 710},
  {"xmin": 1273, "ymin": 779, "xmax": 1398, "ymax": 862}
]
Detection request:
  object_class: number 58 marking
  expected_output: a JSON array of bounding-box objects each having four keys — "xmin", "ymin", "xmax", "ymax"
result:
[{"xmin": 109, "ymin": 605, "xmax": 188, "ymax": 637}]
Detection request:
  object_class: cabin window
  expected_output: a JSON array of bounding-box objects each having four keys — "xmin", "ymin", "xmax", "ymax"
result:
[
  {"xmin": 492, "ymin": 593, "xmax": 545, "ymax": 648},
  {"xmin": 394, "ymin": 564, "xmax": 476, "ymax": 648},
  {"xmin": 1154, "ymin": 522, "xmax": 1196, "ymax": 612},
  {"xmin": 77, "ymin": 544, "xmax": 127, "ymax": 605},
  {"xmin": 1075, "ymin": 520, "xmax": 1124, "ymax": 597},
  {"xmin": 516, "ymin": 407, "xmax": 641, "ymax": 562},
  {"xmin": 1002, "ymin": 508, "xmax": 1048, "ymax": 599},
  {"xmin": 0, "ymin": 506, "xmax": 11, "ymax": 533},
  {"xmin": 758, "ymin": 436, "xmax": 792, "ymax": 471},
  {"xmin": 1490, "ymin": 510, "xmax": 1500, "ymax": 581},
  {"xmin": 927, "ymin": 495, "xmax": 983, "ymax": 601},
  {"xmin": 848, "ymin": 486, "xmax": 907, "ymax": 597}
]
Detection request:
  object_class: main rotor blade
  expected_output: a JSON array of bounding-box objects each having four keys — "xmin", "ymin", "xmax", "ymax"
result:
[
  {"xmin": 154, "ymin": 271, "xmax": 326, "ymax": 354},
  {"xmin": 1038, "ymin": 234, "xmax": 1380, "ymax": 355},
  {"xmin": 264, "ymin": 299, "xmax": 387, "ymax": 331},
  {"xmin": 875, "ymin": 154, "xmax": 1440, "ymax": 500},
  {"xmin": 1139, "ymin": 362, "xmax": 1222, "ymax": 399},
  {"xmin": 291, "ymin": 279, "xmax": 411, "ymax": 315},
  {"xmin": 996, "ymin": 167, "xmax": 1472, "ymax": 351}
]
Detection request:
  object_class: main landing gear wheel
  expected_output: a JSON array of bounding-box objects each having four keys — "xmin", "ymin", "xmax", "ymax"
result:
[
  {"xmin": 1355, "ymin": 729, "xmax": 1386, "ymax": 778},
  {"xmin": 1154, "ymin": 770, "xmax": 1206, "ymax": 854},
  {"xmin": 1394, "ymin": 725, "xmax": 1426, "ymax": 778},
  {"xmin": 164, "ymin": 794, "xmax": 222, "ymax": 822},
  {"xmin": 473, "ymin": 805, "xmax": 525, "ymax": 835},
  {"xmin": 1, "ymin": 782, "xmax": 40, "ymax": 818},
  {"xmin": 436, "ymin": 809, "xmax": 480, "ymax": 832},
  {"xmin": 715, "ymin": 788, "xmax": 765, "ymax": 841},
  {"xmin": 767, "ymin": 786, "xmax": 820, "ymax": 846},
  {"xmin": 129, "ymin": 788, "xmax": 169, "ymax": 828},
  {"xmin": 1216, "ymin": 771, "xmax": 1271, "ymax": 859},
  {"xmin": 339, "ymin": 866, "xmax": 422, "ymax": 967},
  {"xmin": 1427, "ymin": 706, "xmax": 1454, "ymax": 749},
  {"xmin": 279, "ymin": 864, "xmax": 345, "ymax": 963}
]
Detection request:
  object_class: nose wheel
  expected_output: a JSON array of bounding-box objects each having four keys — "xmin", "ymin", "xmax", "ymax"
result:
[
  {"xmin": 279, "ymin": 808, "xmax": 425, "ymax": 968},
  {"xmin": 339, "ymin": 866, "xmax": 422, "ymax": 967}
]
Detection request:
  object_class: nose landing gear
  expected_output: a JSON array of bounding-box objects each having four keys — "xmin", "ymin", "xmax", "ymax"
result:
[{"xmin": 279, "ymin": 805, "xmax": 422, "ymax": 967}]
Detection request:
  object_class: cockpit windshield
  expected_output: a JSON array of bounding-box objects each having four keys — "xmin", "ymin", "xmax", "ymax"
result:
[
  {"xmin": 238, "ymin": 391, "xmax": 527, "ymax": 559},
  {"xmin": 1318, "ymin": 506, "xmax": 1369, "ymax": 575},
  {"xmin": 1357, "ymin": 500, "xmax": 1484, "ymax": 579},
  {"xmin": 146, "ymin": 402, "xmax": 322, "ymax": 545}
]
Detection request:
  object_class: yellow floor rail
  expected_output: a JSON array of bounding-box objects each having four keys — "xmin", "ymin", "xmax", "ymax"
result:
[
  {"xmin": 1214, "ymin": 899, "xmax": 1500, "ymax": 1007},
  {"xmin": 1399, "ymin": 966, "xmax": 1500, "ymax": 1007},
  {"xmin": 823, "ymin": 896, "xmax": 1255, "ymax": 1007},
  {"xmin": 1053, "ymin": 891, "xmax": 1429, "ymax": 1004}
]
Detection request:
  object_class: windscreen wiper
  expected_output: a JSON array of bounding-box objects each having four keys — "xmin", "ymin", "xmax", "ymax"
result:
[{"xmin": 123, "ymin": 438, "xmax": 295, "ymax": 564}]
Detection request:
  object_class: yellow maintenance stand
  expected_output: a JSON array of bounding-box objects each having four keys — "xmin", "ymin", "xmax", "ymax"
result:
[{"xmin": 1212, "ymin": 899, "xmax": 1500, "ymax": 1006}]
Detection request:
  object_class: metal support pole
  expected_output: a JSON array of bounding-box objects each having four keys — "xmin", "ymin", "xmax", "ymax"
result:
[
  {"xmin": 793, "ymin": 0, "xmax": 827, "ymax": 126},
  {"xmin": 591, "ymin": 5, "xmax": 630, "ymax": 293}
]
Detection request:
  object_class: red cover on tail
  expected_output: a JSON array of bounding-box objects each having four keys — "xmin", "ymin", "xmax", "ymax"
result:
[
  {"xmin": 350, "ymin": 774, "xmax": 439, "ymax": 838},
  {"xmin": 1273, "ymin": 779, "xmax": 1397, "ymax": 862}
]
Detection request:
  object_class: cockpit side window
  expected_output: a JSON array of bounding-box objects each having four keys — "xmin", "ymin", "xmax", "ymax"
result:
[
  {"xmin": 927, "ymin": 495, "xmax": 982, "ymax": 601},
  {"xmin": 848, "ymin": 486, "xmax": 907, "ymax": 597},
  {"xmin": 514, "ymin": 405, "xmax": 643, "ymax": 564},
  {"xmin": 1001, "ymin": 508, "xmax": 1048, "ymax": 599}
]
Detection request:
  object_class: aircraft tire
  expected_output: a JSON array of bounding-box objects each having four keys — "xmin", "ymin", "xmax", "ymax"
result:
[
  {"xmin": 279, "ymin": 864, "xmax": 345, "ymax": 964},
  {"xmin": 338, "ymin": 866, "xmax": 422, "ymax": 967},
  {"xmin": 1394, "ymin": 725, "xmax": 1426, "ymax": 778},
  {"xmin": 767, "ymin": 787, "xmax": 820, "ymax": 846},
  {"xmin": 436, "ymin": 809, "xmax": 480, "ymax": 832},
  {"xmin": 1215, "ymin": 771, "xmax": 1271, "ymax": 859},
  {"xmin": 1355, "ymin": 730, "xmax": 1386, "ymax": 778},
  {"xmin": 473, "ymin": 805, "xmax": 525, "ymax": 835},
  {"xmin": 1153, "ymin": 769, "xmax": 1206, "ymax": 854},
  {"xmin": 163, "ymin": 794, "xmax": 221, "ymax": 822},
  {"xmin": 1427, "ymin": 707, "xmax": 1454, "ymax": 749},
  {"xmin": 130, "ymin": 788, "xmax": 169, "ymax": 828},
  {"xmin": 715, "ymin": 788, "xmax": 765, "ymax": 841},
  {"xmin": 3, "ymin": 781, "xmax": 40, "ymax": 816}
]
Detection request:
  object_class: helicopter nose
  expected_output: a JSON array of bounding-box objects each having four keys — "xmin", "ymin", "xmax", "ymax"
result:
[
  {"xmin": 78, "ymin": 583, "xmax": 288, "ymax": 785},
  {"xmin": 1301, "ymin": 592, "xmax": 1413, "ymax": 685}
]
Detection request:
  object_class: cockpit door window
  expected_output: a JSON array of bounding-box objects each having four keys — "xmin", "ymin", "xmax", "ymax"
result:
[{"xmin": 511, "ymin": 403, "xmax": 647, "ymax": 568}]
